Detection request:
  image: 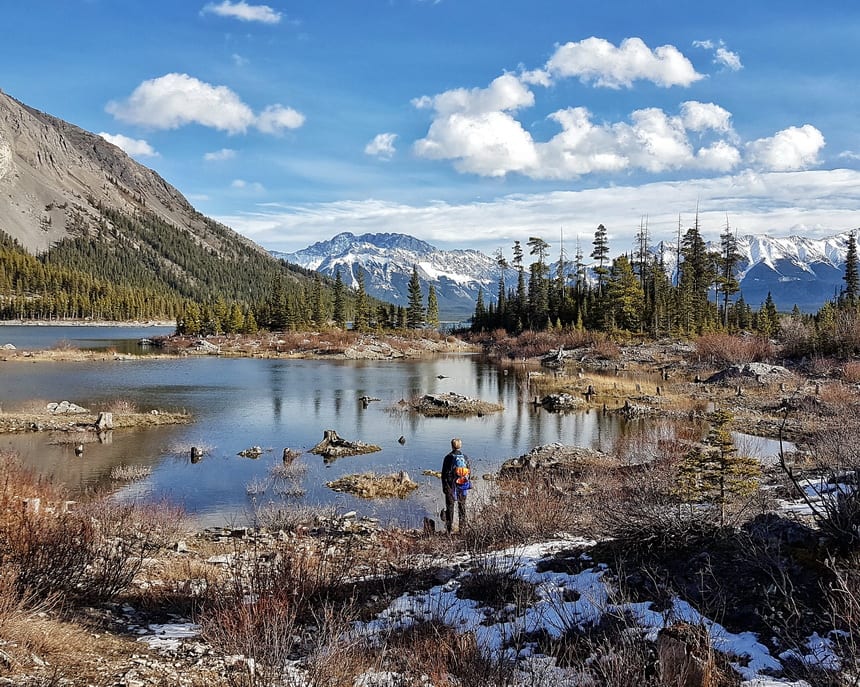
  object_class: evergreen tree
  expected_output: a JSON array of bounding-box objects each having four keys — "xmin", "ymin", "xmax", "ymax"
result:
[
  {"xmin": 606, "ymin": 255, "xmax": 645, "ymax": 332},
  {"xmin": 353, "ymin": 269, "xmax": 370, "ymax": 332},
  {"xmin": 678, "ymin": 216, "xmax": 717, "ymax": 334},
  {"xmin": 527, "ymin": 236, "xmax": 550, "ymax": 328},
  {"xmin": 843, "ymin": 230, "xmax": 858, "ymax": 303},
  {"xmin": 676, "ymin": 411, "xmax": 760, "ymax": 525},
  {"xmin": 426, "ymin": 283, "xmax": 439, "ymax": 328},
  {"xmin": 494, "ymin": 248, "xmax": 508, "ymax": 329},
  {"xmin": 332, "ymin": 268, "xmax": 346, "ymax": 328},
  {"xmin": 512, "ymin": 240, "xmax": 527, "ymax": 330},
  {"xmin": 472, "ymin": 288, "xmax": 486, "ymax": 331},
  {"xmin": 406, "ymin": 265, "xmax": 425, "ymax": 328},
  {"xmin": 759, "ymin": 292, "xmax": 780, "ymax": 337},
  {"xmin": 717, "ymin": 220, "xmax": 742, "ymax": 328},
  {"xmin": 591, "ymin": 224, "xmax": 610, "ymax": 293},
  {"xmin": 311, "ymin": 273, "xmax": 324, "ymax": 326}
]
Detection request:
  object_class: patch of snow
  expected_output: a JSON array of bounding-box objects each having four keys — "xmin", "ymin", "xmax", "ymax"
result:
[{"xmin": 137, "ymin": 622, "xmax": 200, "ymax": 652}]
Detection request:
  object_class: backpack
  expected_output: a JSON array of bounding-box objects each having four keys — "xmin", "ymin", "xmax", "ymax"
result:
[{"xmin": 453, "ymin": 453, "xmax": 471, "ymax": 493}]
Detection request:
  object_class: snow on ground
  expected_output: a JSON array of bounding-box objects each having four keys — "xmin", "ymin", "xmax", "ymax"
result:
[{"xmin": 354, "ymin": 537, "xmax": 830, "ymax": 686}]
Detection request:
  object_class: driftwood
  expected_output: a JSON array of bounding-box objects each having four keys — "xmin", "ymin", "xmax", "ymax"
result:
[{"xmin": 310, "ymin": 429, "xmax": 381, "ymax": 461}]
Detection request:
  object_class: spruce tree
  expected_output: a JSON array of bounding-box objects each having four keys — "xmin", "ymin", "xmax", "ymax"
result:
[
  {"xmin": 676, "ymin": 410, "xmax": 761, "ymax": 525},
  {"xmin": 844, "ymin": 230, "xmax": 858, "ymax": 303},
  {"xmin": 591, "ymin": 224, "xmax": 610, "ymax": 293},
  {"xmin": 717, "ymin": 221, "xmax": 742, "ymax": 328},
  {"xmin": 426, "ymin": 283, "xmax": 439, "ymax": 328},
  {"xmin": 332, "ymin": 268, "xmax": 346, "ymax": 328},
  {"xmin": 406, "ymin": 265, "xmax": 425, "ymax": 328},
  {"xmin": 353, "ymin": 269, "xmax": 370, "ymax": 332}
]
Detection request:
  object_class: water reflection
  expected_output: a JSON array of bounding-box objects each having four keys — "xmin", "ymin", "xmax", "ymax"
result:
[{"xmin": 0, "ymin": 353, "xmax": 791, "ymax": 529}]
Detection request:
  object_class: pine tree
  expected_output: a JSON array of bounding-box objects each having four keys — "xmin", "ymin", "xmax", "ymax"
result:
[
  {"xmin": 406, "ymin": 265, "xmax": 425, "ymax": 328},
  {"xmin": 717, "ymin": 220, "xmax": 742, "ymax": 328},
  {"xmin": 426, "ymin": 283, "xmax": 439, "ymax": 328},
  {"xmin": 353, "ymin": 269, "xmax": 370, "ymax": 332},
  {"xmin": 332, "ymin": 268, "xmax": 346, "ymax": 328},
  {"xmin": 676, "ymin": 410, "xmax": 761, "ymax": 525},
  {"xmin": 527, "ymin": 236, "xmax": 550, "ymax": 329},
  {"xmin": 591, "ymin": 224, "xmax": 610, "ymax": 293},
  {"xmin": 472, "ymin": 288, "xmax": 486, "ymax": 331},
  {"xmin": 844, "ymin": 230, "xmax": 858, "ymax": 303},
  {"xmin": 606, "ymin": 255, "xmax": 644, "ymax": 332}
]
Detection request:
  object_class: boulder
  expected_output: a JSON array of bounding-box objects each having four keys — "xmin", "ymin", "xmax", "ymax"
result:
[{"xmin": 540, "ymin": 393, "xmax": 584, "ymax": 411}]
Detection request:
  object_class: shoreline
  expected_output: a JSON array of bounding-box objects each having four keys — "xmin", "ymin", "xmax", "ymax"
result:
[{"xmin": 0, "ymin": 319, "xmax": 175, "ymax": 327}]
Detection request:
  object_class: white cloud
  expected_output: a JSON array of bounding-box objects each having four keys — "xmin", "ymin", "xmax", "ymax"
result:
[
  {"xmin": 256, "ymin": 104, "xmax": 305, "ymax": 133},
  {"xmin": 693, "ymin": 39, "xmax": 743, "ymax": 71},
  {"xmin": 414, "ymin": 81, "xmax": 743, "ymax": 179},
  {"xmin": 218, "ymin": 170, "xmax": 860, "ymax": 256},
  {"xmin": 413, "ymin": 74, "xmax": 538, "ymax": 176},
  {"xmin": 747, "ymin": 125, "xmax": 825, "ymax": 171},
  {"xmin": 107, "ymin": 73, "xmax": 256, "ymax": 133},
  {"xmin": 365, "ymin": 133, "xmax": 398, "ymax": 158},
  {"xmin": 98, "ymin": 132, "xmax": 158, "ymax": 157},
  {"xmin": 202, "ymin": 1, "xmax": 281, "ymax": 24},
  {"xmin": 231, "ymin": 179, "xmax": 265, "ymax": 192},
  {"xmin": 415, "ymin": 110, "xmax": 538, "ymax": 177},
  {"xmin": 107, "ymin": 74, "xmax": 304, "ymax": 135},
  {"xmin": 544, "ymin": 37, "xmax": 704, "ymax": 88},
  {"xmin": 412, "ymin": 73, "xmax": 534, "ymax": 116},
  {"xmin": 232, "ymin": 53, "xmax": 249, "ymax": 67},
  {"xmin": 680, "ymin": 101, "xmax": 734, "ymax": 133},
  {"xmin": 715, "ymin": 47, "xmax": 743, "ymax": 71},
  {"xmin": 837, "ymin": 151, "xmax": 860, "ymax": 162},
  {"xmin": 204, "ymin": 148, "xmax": 237, "ymax": 161}
]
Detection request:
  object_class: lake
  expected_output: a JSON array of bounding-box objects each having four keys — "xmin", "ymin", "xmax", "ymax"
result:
[
  {"xmin": 0, "ymin": 328, "xmax": 790, "ymax": 529},
  {"xmin": 0, "ymin": 324, "xmax": 174, "ymax": 353}
]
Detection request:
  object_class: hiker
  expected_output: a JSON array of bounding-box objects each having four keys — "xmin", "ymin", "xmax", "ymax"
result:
[{"xmin": 441, "ymin": 437, "xmax": 471, "ymax": 533}]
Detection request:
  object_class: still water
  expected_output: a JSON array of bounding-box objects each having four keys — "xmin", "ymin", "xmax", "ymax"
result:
[
  {"xmin": 0, "ymin": 324, "xmax": 174, "ymax": 353},
  {"xmin": 0, "ymin": 328, "xmax": 790, "ymax": 529},
  {"xmin": 0, "ymin": 349, "xmax": 644, "ymax": 528}
]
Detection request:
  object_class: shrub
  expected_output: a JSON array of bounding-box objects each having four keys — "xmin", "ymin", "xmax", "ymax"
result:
[{"xmin": 695, "ymin": 333, "xmax": 775, "ymax": 366}]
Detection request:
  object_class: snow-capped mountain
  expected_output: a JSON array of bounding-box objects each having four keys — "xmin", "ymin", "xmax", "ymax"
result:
[
  {"xmin": 275, "ymin": 229, "xmax": 858, "ymax": 319},
  {"xmin": 732, "ymin": 231, "xmax": 854, "ymax": 311},
  {"xmin": 273, "ymin": 232, "xmax": 509, "ymax": 320}
]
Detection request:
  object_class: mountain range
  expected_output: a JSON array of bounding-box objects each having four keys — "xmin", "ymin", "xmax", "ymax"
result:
[
  {"xmin": 277, "ymin": 230, "xmax": 857, "ymax": 318},
  {"xmin": 274, "ymin": 234, "xmax": 506, "ymax": 320}
]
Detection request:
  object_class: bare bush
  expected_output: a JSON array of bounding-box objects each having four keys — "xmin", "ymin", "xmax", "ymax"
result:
[
  {"xmin": 778, "ymin": 414, "xmax": 860, "ymax": 550},
  {"xmin": 101, "ymin": 398, "xmax": 138, "ymax": 414},
  {"xmin": 695, "ymin": 333, "xmax": 775, "ymax": 366},
  {"xmin": 201, "ymin": 536, "xmax": 369, "ymax": 687},
  {"xmin": 463, "ymin": 474, "xmax": 583, "ymax": 550}
]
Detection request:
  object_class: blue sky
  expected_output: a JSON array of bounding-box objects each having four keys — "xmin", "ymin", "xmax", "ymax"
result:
[{"xmin": 3, "ymin": 0, "xmax": 860, "ymax": 258}]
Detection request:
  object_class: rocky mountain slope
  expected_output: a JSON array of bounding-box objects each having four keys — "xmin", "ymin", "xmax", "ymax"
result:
[
  {"xmin": 275, "ymin": 232, "xmax": 511, "ymax": 320},
  {"xmin": 0, "ymin": 89, "xmax": 265, "ymax": 259}
]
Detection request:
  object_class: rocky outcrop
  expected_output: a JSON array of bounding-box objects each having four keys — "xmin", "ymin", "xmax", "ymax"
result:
[
  {"xmin": 705, "ymin": 362, "xmax": 793, "ymax": 385},
  {"xmin": 410, "ymin": 392, "xmax": 503, "ymax": 417},
  {"xmin": 326, "ymin": 471, "xmax": 418, "ymax": 499},
  {"xmin": 310, "ymin": 430, "xmax": 381, "ymax": 461},
  {"xmin": 500, "ymin": 442, "xmax": 616, "ymax": 476},
  {"xmin": 540, "ymin": 393, "xmax": 585, "ymax": 411}
]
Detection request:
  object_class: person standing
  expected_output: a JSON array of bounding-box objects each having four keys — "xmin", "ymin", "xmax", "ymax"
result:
[{"xmin": 441, "ymin": 437, "xmax": 471, "ymax": 533}]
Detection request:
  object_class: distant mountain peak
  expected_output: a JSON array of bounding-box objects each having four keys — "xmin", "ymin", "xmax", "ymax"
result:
[{"xmin": 273, "ymin": 232, "xmax": 504, "ymax": 320}]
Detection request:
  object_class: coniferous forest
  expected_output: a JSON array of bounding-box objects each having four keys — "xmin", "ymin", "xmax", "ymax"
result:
[{"xmin": 472, "ymin": 221, "xmax": 860, "ymax": 357}]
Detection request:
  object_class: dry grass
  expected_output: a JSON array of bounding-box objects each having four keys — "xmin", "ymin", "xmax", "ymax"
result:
[
  {"xmin": 695, "ymin": 333, "xmax": 775, "ymax": 366},
  {"xmin": 109, "ymin": 464, "xmax": 153, "ymax": 481},
  {"xmin": 100, "ymin": 397, "xmax": 139, "ymax": 414}
]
